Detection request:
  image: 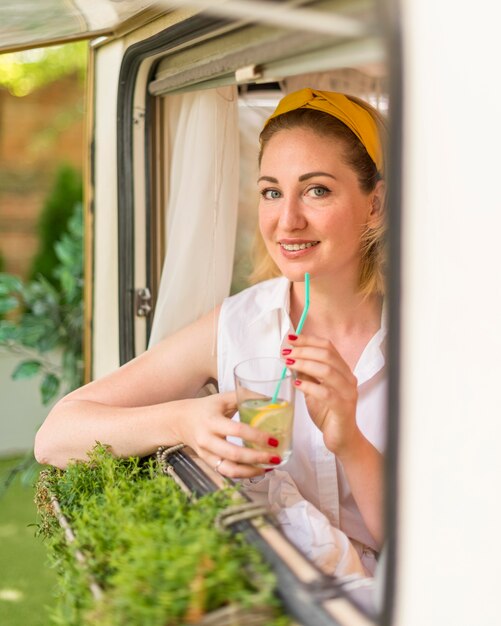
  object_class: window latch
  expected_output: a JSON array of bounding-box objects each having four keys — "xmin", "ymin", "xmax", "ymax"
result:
[{"xmin": 135, "ymin": 287, "xmax": 152, "ymax": 317}]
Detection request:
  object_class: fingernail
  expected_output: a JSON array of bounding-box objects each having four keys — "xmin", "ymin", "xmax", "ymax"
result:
[
  {"xmin": 285, "ymin": 358, "xmax": 295, "ymax": 365},
  {"xmin": 294, "ymin": 379, "xmax": 302, "ymax": 386},
  {"xmin": 268, "ymin": 437, "xmax": 279, "ymax": 447},
  {"xmin": 288, "ymin": 334, "xmax": 298, "ymax": 341},
  {"xmin": 264, "ymin": 468, "xmax": 274, "ymax": 473},
  {"xmin": 270, "ymin": 456, "xmax": 281, "ymax": 465},
  {"xmin": 281, "ymin": 348, "xmax": 292, "ymax": 355}
]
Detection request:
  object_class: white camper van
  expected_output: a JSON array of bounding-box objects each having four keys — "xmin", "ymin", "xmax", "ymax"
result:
[{"xmin": 2, "ymin": 2, "xmax": 500, "ymax": 625}]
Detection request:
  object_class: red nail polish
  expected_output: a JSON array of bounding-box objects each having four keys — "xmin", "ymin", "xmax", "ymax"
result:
[
  {"xmin": 264, "ymin": 468, "xmax": 274, "ymax": 473},
  {"xmin": 270, "ymin": 456, "xmax": 281, "ymax": 465},
  {"xmin": 281, "ymin": 348, "xmax": 292, "ymax": 355},
  {"xmin": 285, "ymin": 358, "xmax": 295, "ymax": 365},
  {"xmin": 268, "ymin": 437, "xmax": 279, "ymax": 447},
  {"xmin": 294, "ymin": 379, "xmax": 302, "ymax": 386},
  {"xmin": 288, "ymin": 334, "xmax": 298, "ymax": 341}
]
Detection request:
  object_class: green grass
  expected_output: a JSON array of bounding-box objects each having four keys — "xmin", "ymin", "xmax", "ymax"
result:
[{"xmin": 0, "ymin": 456, "xmax": 57, "ymax": 626}]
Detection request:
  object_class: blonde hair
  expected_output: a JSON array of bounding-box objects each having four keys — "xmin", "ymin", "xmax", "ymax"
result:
[{"xmin": 249, "ymin": 94, "xmax": 387, "ymax": 296}]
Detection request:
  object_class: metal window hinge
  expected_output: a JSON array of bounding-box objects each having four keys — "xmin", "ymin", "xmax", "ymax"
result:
[{"xmin": 135, "ymin": 287, "xmax": 152, "ymax": 317}]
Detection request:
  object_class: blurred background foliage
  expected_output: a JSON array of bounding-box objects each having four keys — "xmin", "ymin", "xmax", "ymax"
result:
[
  {"xmin": 0, "ymin": 196, "xmax": 84, "ymax": 406},
  {"xmin": 0, "ymin": 40, "xmax": 85, "ymax": 406},
  {"xmin": 0, "ymin": 41, "xmax": 87, "ymax": 97},
  {"xmin": 29, "ymin": 164, "xmax": 83, "ymax": 283},
  {"xmin": 0, "ymin": 41, "xmax": 87, "ymax": 625}
]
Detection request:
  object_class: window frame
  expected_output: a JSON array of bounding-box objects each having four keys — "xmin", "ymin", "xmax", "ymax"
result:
[{"xmin": 116, "ymin": 13, "xmax": 230, "ymax": 364}]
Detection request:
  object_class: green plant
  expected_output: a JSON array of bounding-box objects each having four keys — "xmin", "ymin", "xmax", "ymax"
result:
[
  {"xmin": 29, "ymin": 164, "xmax": 83, "ymax": 283},
  {"xmin": 36, "ymin": 446, "xmax": 289, "ymax": 626},
  {"xmin": 0, "ymin": 201, "xmax": 84, "ymax": 405}
]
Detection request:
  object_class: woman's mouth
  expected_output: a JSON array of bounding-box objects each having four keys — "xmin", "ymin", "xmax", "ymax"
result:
[{"xmin": 279, "ymin": 241, "xmax": 320, "ymax": 251}]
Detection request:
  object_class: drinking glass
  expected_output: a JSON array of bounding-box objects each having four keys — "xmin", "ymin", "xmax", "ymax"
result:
[{"xmin": 234, "ymin": 357, "xmax": 295, "ymax": 468}]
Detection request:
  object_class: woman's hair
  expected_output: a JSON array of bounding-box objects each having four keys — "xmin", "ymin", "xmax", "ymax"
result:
[{"xmin": 249, "ymin": 94, "xmax": 387, "ymax": 296}]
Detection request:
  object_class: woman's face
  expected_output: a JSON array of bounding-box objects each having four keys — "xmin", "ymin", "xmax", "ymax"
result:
[{"xmin": 258, "ymin": 126, "xmax": 380, "ymax": 285}]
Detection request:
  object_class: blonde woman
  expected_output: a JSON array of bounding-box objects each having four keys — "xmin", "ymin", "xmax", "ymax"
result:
[{"xmin": 36, "ymin": 89, "xmax": 387, "ymax": 575}]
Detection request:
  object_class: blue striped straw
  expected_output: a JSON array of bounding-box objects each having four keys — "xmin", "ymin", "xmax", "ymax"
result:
[{"xmin": 271, "ymin": 272, "xmax": 310, "ymax": 403}]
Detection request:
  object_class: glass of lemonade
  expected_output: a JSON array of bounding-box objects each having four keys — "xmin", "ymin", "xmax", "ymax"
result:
[{"xmin": 234, "ymin": 357, "xmax": 295, "ymax": 468}]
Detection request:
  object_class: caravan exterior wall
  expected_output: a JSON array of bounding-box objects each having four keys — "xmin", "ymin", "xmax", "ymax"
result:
[
  {"xmin": 12, "ymin": 0, "xmax": 498, "ymax": 624},
  {"xmin": 396, "ymin": 1, "xmax": 501, "ymax": 625}
]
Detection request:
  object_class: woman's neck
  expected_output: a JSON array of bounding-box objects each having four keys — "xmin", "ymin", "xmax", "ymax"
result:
[{"xmin": 289, "ymin": 275, "xmax": 383, "ymax": 365}]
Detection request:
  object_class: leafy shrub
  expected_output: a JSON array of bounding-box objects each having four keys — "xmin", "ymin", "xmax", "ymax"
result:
[
  {"xmin": 0, "ymin": 201, "xmax": 83, "ymax": 405},
  {"xmin": 29, "ymin": 164, "xmax": 83, "ymax": 283},
  {"xmin": 36, "ymin": 447, "xmax": 288, "ymax": 626}
]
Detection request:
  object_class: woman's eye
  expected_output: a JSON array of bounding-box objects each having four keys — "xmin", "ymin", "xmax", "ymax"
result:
[
  {"xmin": 307, "ymin": 186, "xmax": 329, "ymax": 198},
  {"xmin": 261, "ymin": 188, "xmax": 281, "ymax": 200}
]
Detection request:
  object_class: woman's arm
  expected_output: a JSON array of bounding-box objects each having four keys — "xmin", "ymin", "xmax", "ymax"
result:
[
  {"xmin": 35, "ymin": 307, "xmax": 278, "ymax": 474},
  {"xmin": 333, "ymin": 430, "xmax": 383, "ymax": 546},
  {"xmin": 281, "ymin": 333, "xmax": 384, "ymax": 546}
]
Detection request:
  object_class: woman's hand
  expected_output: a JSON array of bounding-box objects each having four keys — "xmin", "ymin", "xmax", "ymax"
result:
[
  {"xmin": 172, "ymin": 391, "xmax": 282, "ymax": 479},
  {"xmin": 282, "ymin": 334, "xmax": 360, "ymax": 458},
  {"xmin": 283, "ymin": 334, "xmax": 384, "ymax": 544}
]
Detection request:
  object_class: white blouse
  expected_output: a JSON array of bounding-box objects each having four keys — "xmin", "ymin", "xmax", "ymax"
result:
[{"xmin": 217, "ymin": 276, "xmax": 387, "ymax": 554}]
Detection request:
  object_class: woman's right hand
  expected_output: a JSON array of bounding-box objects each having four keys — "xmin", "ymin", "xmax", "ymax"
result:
[{"xmin": 172, "ymin": 391, "xmax": 282, "ymax": 479}]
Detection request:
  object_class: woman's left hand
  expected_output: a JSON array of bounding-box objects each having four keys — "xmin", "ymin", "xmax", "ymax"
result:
[{"xmin": 282, "ymin": 333, "xmax": 360, "ymax": 457}]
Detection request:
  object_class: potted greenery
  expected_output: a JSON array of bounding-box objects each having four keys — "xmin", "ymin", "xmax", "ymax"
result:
[{"xmin": 36, "ymin": 445, "xmax": 289, "ymax": 626}]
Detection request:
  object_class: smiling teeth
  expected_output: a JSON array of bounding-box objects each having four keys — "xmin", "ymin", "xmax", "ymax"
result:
[{"xmin": 281, "ymin": 242, "xmax": 319, "ymax": 251}]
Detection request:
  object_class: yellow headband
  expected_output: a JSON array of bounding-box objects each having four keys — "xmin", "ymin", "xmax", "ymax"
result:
[{"xmin": 264, "ymin": 88, "xmax": 384, "ymax": 175}]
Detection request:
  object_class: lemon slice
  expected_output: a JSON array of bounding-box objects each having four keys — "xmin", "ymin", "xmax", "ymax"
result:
[{"xmin": 249, "ymin": 402, "xmax": 288, "ymax": 434}]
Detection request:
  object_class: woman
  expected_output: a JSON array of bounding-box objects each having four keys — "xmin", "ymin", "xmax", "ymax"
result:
[{"xmin": 35, "ymin": 88, "xmax": 387, "ymax": 576}]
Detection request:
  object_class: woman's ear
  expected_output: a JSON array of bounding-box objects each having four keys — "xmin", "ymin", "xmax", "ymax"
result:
[{"xmin": 367, "ymin": 180, "xmax": 385, "ymax": 229}]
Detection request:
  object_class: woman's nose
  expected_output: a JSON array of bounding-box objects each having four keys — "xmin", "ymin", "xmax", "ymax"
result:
[{"xmin": 278, "ymin": 197, "xmax": 307, "ymax": 230}]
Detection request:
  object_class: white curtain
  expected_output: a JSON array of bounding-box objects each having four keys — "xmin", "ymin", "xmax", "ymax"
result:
[{"xmin": 148, "ymin": 86, "xmax": 240, "ymax": 347}]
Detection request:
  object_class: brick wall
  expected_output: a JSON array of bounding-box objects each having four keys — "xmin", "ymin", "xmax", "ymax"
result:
[{"xmin": 0, "ymin": 72, "xmax": 84, "ymax": 277}]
